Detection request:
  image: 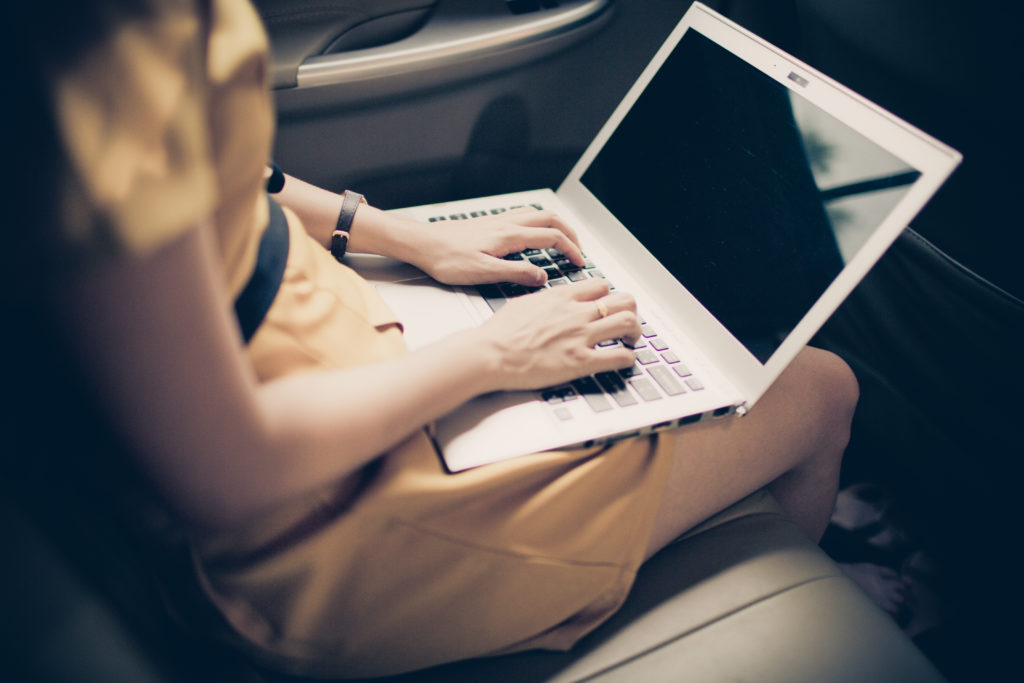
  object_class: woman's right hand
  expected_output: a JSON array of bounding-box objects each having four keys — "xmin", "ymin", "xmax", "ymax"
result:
[{"xmin": 470, "ymin": 278, "xmax": 641, "ymax": 392}]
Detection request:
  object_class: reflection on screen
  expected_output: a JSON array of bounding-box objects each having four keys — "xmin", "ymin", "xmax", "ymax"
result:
[{"xmin": 581, "ymin": 30, "xmax": 919, "ymax": 362}]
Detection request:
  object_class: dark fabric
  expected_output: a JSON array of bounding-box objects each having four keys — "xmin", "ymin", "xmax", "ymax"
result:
[
  {"xmin": 234, "ymin": 196, "xmax": 290, "ymax": 343},
  {"xmin": 266, "ymin": 162, "xmax": 285, "ymax": 193},
  {"xmin": 815, "ymin": 226, "xmax": 1023, "ymax": 518},
  {"xmin": 817, "ymin": 227, "xmax": 1023, "ymax": 458},
  {"xmin": 814, "ymin": 227, "xmax": 1024, "ymax": 679}
]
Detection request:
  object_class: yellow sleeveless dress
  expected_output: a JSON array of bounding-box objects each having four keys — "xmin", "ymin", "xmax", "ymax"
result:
[{"xmin": 53, "ymin": 0, "xmax": 678, "ymax": 677}]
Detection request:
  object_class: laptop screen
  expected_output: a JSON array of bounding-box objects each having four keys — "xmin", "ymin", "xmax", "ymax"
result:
[{"xmin": 581, "ymin": 29, "xmax": 920, "ymax": 363}]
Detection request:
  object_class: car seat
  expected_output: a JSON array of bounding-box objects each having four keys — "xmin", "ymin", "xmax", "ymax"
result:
[{"xmin": 719, "ymin": 2, "xmax": 1024, "ymax": 678}]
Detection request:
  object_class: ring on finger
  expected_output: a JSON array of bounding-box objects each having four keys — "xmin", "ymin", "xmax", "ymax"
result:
[{"xmin": 595, "ymin": 299, "xmax": 609, "ymax": 319}]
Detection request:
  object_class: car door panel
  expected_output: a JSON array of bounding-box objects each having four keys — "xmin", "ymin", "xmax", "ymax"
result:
[
  {"xmin": 260, "ymin": 0, "xmax": 706, "ymax": 209},
  {"xmin": 289, "ymin": 0, "xmax": 612, "ymax": 93},
  {"xmin": 254, "ymin": 0, "xmax": 439, "ymax": 89}
]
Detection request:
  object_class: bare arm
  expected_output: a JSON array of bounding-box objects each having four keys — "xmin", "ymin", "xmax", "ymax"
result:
[
  {"xmin": 273, "ymin": 172, "xmax": 587, "ymax": 286},
  {"xmin": 58, "ymin": 220, "xmax": 638, "ymax": 531}
]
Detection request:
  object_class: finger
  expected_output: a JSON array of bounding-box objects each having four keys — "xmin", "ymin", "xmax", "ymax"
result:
[
  {"xmin": 562, "ymin": 278, "xmax": 611, "ymax": 302},
  {"xmin": 587, "ymin": 311, "xmax": 642, "ymax": 348},
  {"xmin": 531, "ymin": 228, "xmax": 586, "ymax": 268},
  {"xmin": 583, "ymin": 344, "xmax": 637, "ymax": 374},
  {"xmin": 489, "ymin": 228, "xmax": 584, "ymax": 271},
  {"xmin": 588, "ymin": 292, "xmax": 637, "ymax": 320},
  {"xmin": 494, "ymin": 227, "xmax": 584, "ymax": 269},
  {"xmin": 482, "ymin": 258, "xmax": 547, "ymax": 287},
  {"xmin": 583, "ymin": 292, "xmax": 639, "ymax": 346},
  {"xmin": 504, "ymin": 212, "xmax": 584, "ymax": 265},
  {"xmin": 505, "ymin": 208, "xmax": 577, "ymax": 238},
  {"xmin": 522, "ymin": 210, "xmax": 581, "ymax": 250}
]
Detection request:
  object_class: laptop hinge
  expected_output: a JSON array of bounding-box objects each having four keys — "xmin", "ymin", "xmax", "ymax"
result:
[{"xmin": 735, "ymin": 402, "xmax": 750, "ymax": 417}]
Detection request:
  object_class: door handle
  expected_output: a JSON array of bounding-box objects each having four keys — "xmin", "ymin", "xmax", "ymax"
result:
[{"xmin": 291, "ymin": 0, "xmax": 611, "ymax": 91}]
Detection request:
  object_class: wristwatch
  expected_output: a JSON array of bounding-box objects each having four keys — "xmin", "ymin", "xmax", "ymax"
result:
[{"xmin": 330, "ymin": 190, "xmax": 366, "ymax": 262}]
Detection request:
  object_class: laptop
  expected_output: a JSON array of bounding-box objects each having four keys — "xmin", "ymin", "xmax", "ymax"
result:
[{"xmin": 353, "ymin": 2, "xmax": 961, "ymax": 472}]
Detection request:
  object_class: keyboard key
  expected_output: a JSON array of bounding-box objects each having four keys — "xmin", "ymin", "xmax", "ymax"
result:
[
  {"xmin": 619, "ymin": 363, "xmax": 643, "ymax": 379},
  {"xmin": 468, "ymin": 219, "xmax": 699, "ymax": 420},
  {"xmin": 649, "ymin": 337, "xmax": 669, "ymax": 351},
  {"xmin": 648, "ymin": 365, "xmax": 687, "ymax": 396},
  {"xmin": 685, "ymin": 377, "xmax": 705, "ymax": 391},
  {"xmin": 672, "ymin": 364, "xmax": 693, "ymax": 377},
  {"xmin": 571, "ymin": 375, "xmax": 600, "ymax": 393},
  {"xmin": 596, "ymin": 371, "xmax": 639, "ymax": 407},
  {"xmin": 635, "ymin": 348, "xmax": 660, "ymax": 365},
  {"xmin": 541, "ymin": 385, "xmax": 578, "ymax": 403},
  {"xmin": 628, "ymin": 376, "xmax": 662, "ymax": 401},
  {"xmin": 571, "ymin": 377, "xmax": 614, "ymax": 413},
  {"xmin": 500, "ymin": 283, "xmax": 530, "ymax": 297},
  {"xmin": 478, "ymin": 284, "xmax": 506, "ymax": 312}
]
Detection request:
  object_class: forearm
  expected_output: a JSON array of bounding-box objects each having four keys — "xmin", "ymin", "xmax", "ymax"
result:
[
  {"xmin": 60, "ymin": 219, "xmax": 631, "ymax": 531},
  {"xmin": 239, "ymin": 280, "xmax": 639, "ymax": 524},
  {"xmin": 250, "ymin": 328, "xmax": 497, "ymax": 513},
  {"xmin": 271, "ymin": 171, "xmax": 588, "ymax": 286},
  {"xmin": 271, "ymin": 172, "xmax": 343, "ymax": 248},
  {"xmin": 60, "ymin": 222, "xmax": 499, "ymax": 531},
  {"xmin": 273, "ymin": 172, "xmax": 422, "ymax": 260}
]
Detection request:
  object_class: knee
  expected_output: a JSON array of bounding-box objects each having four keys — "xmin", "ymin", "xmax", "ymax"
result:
[
  {"xmin": 808, "ymin": 347, "xmax": 858, "ymax": 406},
  {"xmin": 801, "ymin": 346, "xmax": 859, "ymax": 449}
]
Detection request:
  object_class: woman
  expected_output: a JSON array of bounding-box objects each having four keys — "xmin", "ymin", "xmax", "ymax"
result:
[{"xmin": 17, "ymin": 0, "xmax": 857, "ymax": 676}]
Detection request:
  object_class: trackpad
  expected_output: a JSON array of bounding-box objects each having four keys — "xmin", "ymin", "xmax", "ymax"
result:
[{"xmin": 373, "ymin": 278, "xmax": 481, "ymax": 350}]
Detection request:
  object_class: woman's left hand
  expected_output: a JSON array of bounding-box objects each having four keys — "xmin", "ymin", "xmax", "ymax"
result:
[
  {"xmin": 395, "ymin": 208, "xmax": 587, "ymax": 286},
  {"xmin": 273, "ymin": 175, "xmax": 583, "ymax": 285}
]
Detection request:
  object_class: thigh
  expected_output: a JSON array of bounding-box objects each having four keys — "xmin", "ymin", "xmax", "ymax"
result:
[{"xmin": 645, "ymin": 346, "xmax": 857, "ymax": 556}]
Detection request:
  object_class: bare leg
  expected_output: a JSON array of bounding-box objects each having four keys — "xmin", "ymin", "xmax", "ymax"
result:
[{"xmin": 645, "ymin": 346, "xmax": 858, "ymax": 559}]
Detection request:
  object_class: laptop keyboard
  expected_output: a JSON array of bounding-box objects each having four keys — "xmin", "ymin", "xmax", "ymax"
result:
[
  {"xmin": 542, "ymin": 305, "xmax": 705, "ymax": 421},
  {"xmin": 465, "ymin": 219, "xmax": 705, "ymax": 420}
]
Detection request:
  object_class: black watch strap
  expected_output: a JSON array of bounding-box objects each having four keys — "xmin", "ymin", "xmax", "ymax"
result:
[{"xmin": 331, "ymin": 190, "xmax": 365, "ymax": 261}]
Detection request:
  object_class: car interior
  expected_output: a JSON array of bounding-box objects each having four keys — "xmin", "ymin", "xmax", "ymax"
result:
[{"xmin": 4, "ymin": 1, "xmax": 1022, "ymax": 681}]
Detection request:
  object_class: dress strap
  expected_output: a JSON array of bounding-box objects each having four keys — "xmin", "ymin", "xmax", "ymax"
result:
[{"xmin": 234, "ymin": 195, "xmax": 289, "ymax": 343}]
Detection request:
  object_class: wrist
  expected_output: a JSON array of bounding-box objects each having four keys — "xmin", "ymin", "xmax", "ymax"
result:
[
  {"xmin": 457, "ymin": 325, "xmax": 510, "ymax": 395},
  {"xmin": 329, "ymin": 190, "xmax": 366, "ymax": 261},
  {"xmin": 347, "ymin": 207, "xmax": 425, "ymax": 261}
]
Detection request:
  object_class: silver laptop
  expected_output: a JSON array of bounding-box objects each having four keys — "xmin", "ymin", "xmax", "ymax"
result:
[{"xmin": 354, "ymin": 2, "xmax": 961, "ymax": 472}]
